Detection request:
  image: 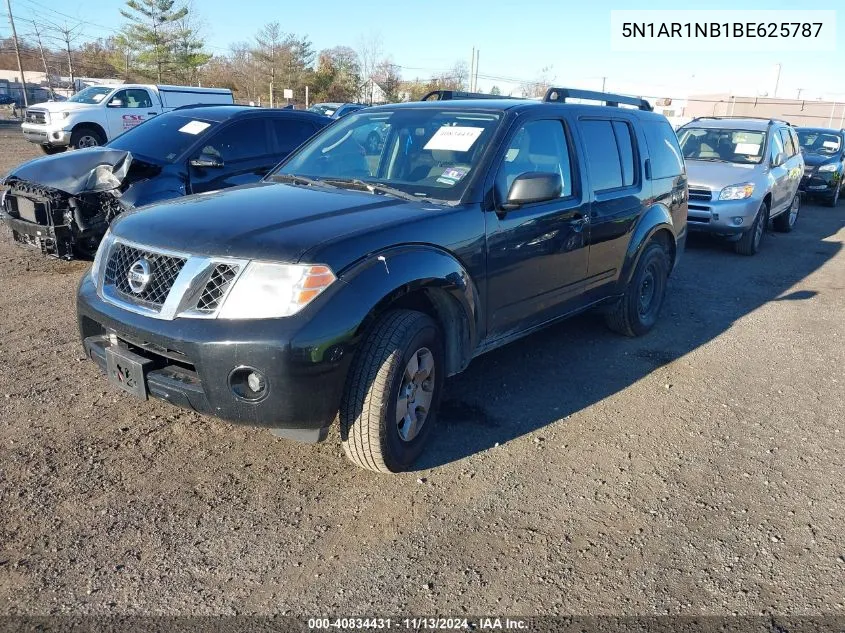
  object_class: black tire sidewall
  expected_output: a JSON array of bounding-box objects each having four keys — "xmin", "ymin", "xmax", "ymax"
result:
[
  {"xmin": 626, "ymin": 242, "xmax": 669, "ymax": 335},
  {"xmin": 380, "ymin": 317, "xmax": 445, "ymax": 471},
  {"xmin": 70, "ymin": 127, "xmax": 104, "ymax": 149}
]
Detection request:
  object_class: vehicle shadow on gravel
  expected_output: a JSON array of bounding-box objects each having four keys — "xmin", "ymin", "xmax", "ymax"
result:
[{"xmin": 415, "ymin": 203, "xmax": 845, "ymax": 471}]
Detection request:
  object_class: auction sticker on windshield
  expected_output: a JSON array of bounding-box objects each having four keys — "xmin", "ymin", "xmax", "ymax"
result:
[
  {"xmin": 424, "ymin": 126, "xmax": 484, "ymax": 152},
  {"xmin": 735, "ymin": 143, "xmax": 760, "ymax": 155},
  {"xmin": 179, "ymin": 120, "xmax": 211, "ymax": 135}
]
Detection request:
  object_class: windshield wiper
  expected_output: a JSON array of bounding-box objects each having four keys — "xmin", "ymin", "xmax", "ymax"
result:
[
  {"xmin": 323, "ymin": 178, "xmax": 421, "ymax": 202},
  {"xmin": 690, "ymin": 157, "xmax": 730, "ymax": 163},
  {"xmin": 268, "ymin": 173, "xmax": 337, "ymax": 188}
]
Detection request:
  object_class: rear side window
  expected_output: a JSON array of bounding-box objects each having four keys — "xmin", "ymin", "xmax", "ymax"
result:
[
  {"xmin": 581, "ymin": 120, "xmax": 623, "ymax": 191},
  {"xmin": 272, "ymin": 118, "xmax": 318, "ymax": 154},
  {"xmin": 612, "ymin": 121, "xmax": 636, "ymax": 187},
  {"xmin": 642, "ymin": 120, "xmax": 684, "ymax": 179}
]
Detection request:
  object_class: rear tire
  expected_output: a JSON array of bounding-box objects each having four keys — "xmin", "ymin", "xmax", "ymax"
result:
[
  {"xmin": 40, "ymin": 145, "xmax": 66, "ymax": 155},
  {"xmin": 734, "ymin": 201, "xmax": 768, "ymax": 256},
  {"xmin": 773, "ymin": 193, "xmax": 800, "ymax": 233},
  {"xmin": 340, "ymin": 309, "xmax": 444, "ymax": 473},
  {"xmin": 69, "ymin": 126, "xmax": 105, "ymax": 150},
  {"xmin": 605, "ymin": 239, "xmax": 670, "ymax": 337}
]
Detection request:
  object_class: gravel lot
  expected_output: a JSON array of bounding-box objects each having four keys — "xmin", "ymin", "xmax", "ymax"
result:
[{"xmin": 0, "ymin": 127, "xmax": 843, "ymax": 617}]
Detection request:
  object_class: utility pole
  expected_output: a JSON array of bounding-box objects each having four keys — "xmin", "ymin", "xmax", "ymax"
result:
[
  {"xmin": 796, "ymin": 88, "xmax": 803, "ymax": 100},
  {"xmin": 601, "ymin": 76, "xmax": 607, "ymax": 92},
  {"xmin": 6, "ymin": 0, "xmax": 29, "ymax": 107},
  {"xmin": 31, "ymin": 21, "xmax": 54, "ymax": 100},
  {"xmin": 474, "ymin": 50, "xmax": 479, "ymax": 93},
  {"xmin": 469, "ymin": 47, "xmax": 475, "ymax": 92}
]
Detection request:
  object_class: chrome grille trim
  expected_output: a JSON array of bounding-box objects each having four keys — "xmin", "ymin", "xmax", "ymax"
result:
[{"xmin": 97, "ymin": 237, "xmax": 248, "ymax": 320}]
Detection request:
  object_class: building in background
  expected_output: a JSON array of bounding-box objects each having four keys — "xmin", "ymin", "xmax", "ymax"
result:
[{"xmin": 684, "ymin": 94, "xmax": 845, "ymax": 128}]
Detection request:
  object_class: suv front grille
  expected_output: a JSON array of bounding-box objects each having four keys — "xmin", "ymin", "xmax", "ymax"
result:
[
  {"xmin": 25, "ymin": 109, "xmax": 47, "ymax": 124},
  {"xmin": 104, "ymin": 243, "xmax": 187, "ymax": 308},
  {"xmin": 195, "ymin": 263, "xmax": 239, "ymax": 313},
  {"xmin": 688, "ymin": 187, "xmax": 712, "ymax": 202}
]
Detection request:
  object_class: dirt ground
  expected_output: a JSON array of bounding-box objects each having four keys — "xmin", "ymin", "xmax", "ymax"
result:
[{"xmin": 0, "ymin": 128, "xmax": 843, "ymax": 617}]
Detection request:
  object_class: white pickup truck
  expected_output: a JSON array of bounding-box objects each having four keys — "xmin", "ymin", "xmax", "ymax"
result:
[{"xmin": 21, "ymin": 84, "xmax": 234, "ymax": 154}]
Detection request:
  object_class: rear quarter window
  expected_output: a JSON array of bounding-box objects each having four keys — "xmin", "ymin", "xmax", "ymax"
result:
[{"xmin": 642, "ymin": 120, "xmax": 684, "ymax": 179}]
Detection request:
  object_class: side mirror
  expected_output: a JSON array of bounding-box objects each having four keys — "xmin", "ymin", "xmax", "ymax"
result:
[
  {"xmin": 107, "ymin": 99, "xmax": 123, "ymax": 108},
  {"xmin": 190, "ymin": 156, "xmax": 224, "ymax": 169},
  {"xmin": 772, "ymin": 152, "xmax": 786, "ymax": 167},
  {"xmin": 502, "ymin": 172, "xmax": 562, "ymax": 210}
]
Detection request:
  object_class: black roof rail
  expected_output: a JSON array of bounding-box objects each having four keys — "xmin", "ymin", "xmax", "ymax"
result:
[
  {"xmin": 420, "ymin": 90, "xmax": 517, "ymax": 101},
  {"xmin": 543, "ymin": 87, "xmax": 652, "ymax": 111},
  {"xmin": 689, "ymin": 115, "xmax": 791, "ymax": 126}
]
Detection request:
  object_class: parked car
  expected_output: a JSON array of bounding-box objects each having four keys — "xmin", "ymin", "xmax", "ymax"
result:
[
  {"xmin": 2, "ymin": 105, "xmax": 329, "ymax": 258},
  {"xmin": 0, "ymin": 94, "xmax": 16, "ymax": 105},
  {"xmin": 796, "ymin": 127, "xmax": 845, "ymax": 207},
  {"xmin": 77, "ymin": 88, "xmax": 687, "ymax": 473},
  {"xmin": 677, "ymin": 117, "xmax": 804, "ymax": 255},
  {"xmin": 307, "ymin": 102, "xmax": 367, "ymax": 119},
  {"xmin": 21, "ymin": 84, "xmax": 234, "ymax": 154}
]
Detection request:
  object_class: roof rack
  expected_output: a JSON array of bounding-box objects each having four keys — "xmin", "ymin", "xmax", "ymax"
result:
[
  {"xmin": 420, "ymin": 90, "xmax": 517, "ymax": 101},
  {"xmin": 543, "ymin": 87, "xmax": 652, "ymax": 111},
  {"xmin": 689, "ymin": 116, "xmax": 791, "ymax": 126}
]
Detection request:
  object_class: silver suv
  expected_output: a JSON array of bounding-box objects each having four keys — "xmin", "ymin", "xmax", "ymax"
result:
[{"xmin": 677, "ymin": 117, "xmax": 804, "ymax": 255}]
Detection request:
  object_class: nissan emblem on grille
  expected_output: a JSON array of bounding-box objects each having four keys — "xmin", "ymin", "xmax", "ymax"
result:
[{"xmin": 127, "ymin": 258, "xmax": 153, "ymax": 294}]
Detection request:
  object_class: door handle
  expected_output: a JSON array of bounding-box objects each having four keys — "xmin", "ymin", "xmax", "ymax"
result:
[{"xmin": 147, "ymin": 112, "xmax": 157, "ymax": 115}]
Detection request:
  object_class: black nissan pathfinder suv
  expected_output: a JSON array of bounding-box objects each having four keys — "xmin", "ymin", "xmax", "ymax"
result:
[{"xmin": 77, "ymin": 88, "xmax": 688, "ymax": 473}]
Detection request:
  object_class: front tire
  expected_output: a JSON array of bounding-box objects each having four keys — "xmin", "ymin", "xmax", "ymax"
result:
[
  {"xmin": 605, "ymin": 239, "xmax": 670, "ymax": 337},
  {"xmin": 773, "ymin": 193, "xmax": 800, "ymax": 232},
  {"xmin": 340, "ymin": 310, "xmax": 444, "ymax": 473},
  {"xmin": 69, "ymin": 126, "xmax": 105, "ymax": 150},
  {"xmin": 40, "ymin": 145, "xmax": 66, "ymax": 155},
  {"xmin": 734, "ymin": 201, "xmax": 768, "ymax": 256},
  {"xmin": 825, "ymin": 185, "xmax": 841, "ymax": 208}
]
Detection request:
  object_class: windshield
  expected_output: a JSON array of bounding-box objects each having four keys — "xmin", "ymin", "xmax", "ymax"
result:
[
  {"xmin": 308, "ymin": 104, "xmax": 340, "ymax": 116},
  {"xmin": 108, "ymin": 114, "xmax": 219, "ymax": 163},
  {"xmin": 271, "ymin": 108, "xmax": 502, "ymax": 202},
  {"xmin": 678, "ymin": 127, "xmax": 767, "ymax": 164},
  {"xmin": 797, "ymin": 129, "xmax": 842, "ymax": 155},
  {"xmin": 67, "ymin": 86, "xmax": 114, "ymax": 105}
]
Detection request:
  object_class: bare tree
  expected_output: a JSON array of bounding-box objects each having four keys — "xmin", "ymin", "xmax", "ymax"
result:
[
  {"xmin": 45, "ymin": 20, "xmax": 84, "ymax": 92},
  {"xmin": 520, "ymin": 65, "xmax": 555, "ymax": 98},
  {"xmin": 29, "ymin": 21, "xmax": 54, "ymax": 99},
  {"xmin": 356, "ymin": 31, "xmax": 382, "ymax": 103},
  {"xmin": 253, "ymin": 22, "xmax": 285, "ymax": 106}
]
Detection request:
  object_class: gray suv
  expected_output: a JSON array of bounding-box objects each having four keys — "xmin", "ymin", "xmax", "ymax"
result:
[{"xmin": 677, "ymin": 117, "xmax": 803, "ymax": 255}]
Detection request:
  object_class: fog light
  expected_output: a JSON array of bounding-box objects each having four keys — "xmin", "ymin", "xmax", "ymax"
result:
[
  {"xmin": 228, "ymin": 366, "xmax": 268, "ymax": 402},
  {"xmin": 732, "ymin": 217, "xmax": 744, "ymax": 226},
  {"xmin": 52, "ymin": 131, "xmax": 61, "ymax": 140}
]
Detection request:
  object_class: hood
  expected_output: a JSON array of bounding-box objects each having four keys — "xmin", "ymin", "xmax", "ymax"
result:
[
  {"xmin": 801, "ymin": 152, "xmax": 839, "ymax": 168},
  {"xmin": 5, "ymin": 148, "xmax": 133, "ymax": 195},
  {"xmin": 28, "ymin": 100, "xmax": 102, "ymax": 114},
  {"xmin": 111, "ymin": 182, "xmax": 444, "ymax": 263},
  {"xmin": 685, "ymin": 159, "xmax": 760, "ymax": 190}
]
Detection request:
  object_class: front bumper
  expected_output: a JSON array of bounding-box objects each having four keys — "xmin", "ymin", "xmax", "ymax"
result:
[
  {"xmin": 1, "ymin": 213, "xmax": 73, "ymax": 257},
  {"xmin": 21, "ymin": 123, "xmax": 70, "ymax": 146},
  {"xmin": 686, "ymin": 188, "xmax": 760, "ymax": 235},
  {"xmin": 799, "ymin": 170, "xmax": 840, "ymax": 197},
  {"xmin": 76, "ymin": 274, "xmax": 351, "ymax": 442}
]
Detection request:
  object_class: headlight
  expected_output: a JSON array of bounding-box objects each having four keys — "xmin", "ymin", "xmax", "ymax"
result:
[
  {"xmin": 90, "ymin": 229, "xmax": 114, "ymax": 288},
  {"xmin": 719, "ymin": 183, "xmax": 755, "ymax": 200},
  {"xmin": 217, "ymin": 262, "xmax": 336, "ymax": 319},
  {"xmin": 818, "ymin": 163, "xmax": 837, "ymax": 173}
]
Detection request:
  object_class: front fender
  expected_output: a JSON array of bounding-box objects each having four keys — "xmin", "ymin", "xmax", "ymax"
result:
[
  {"xmin": 619, "ymin": 203, "xmax": 676, "ymax": 286},
  {"xmin": 294, "ymin": 245, "xmax": 481, "ymax": 371}
]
